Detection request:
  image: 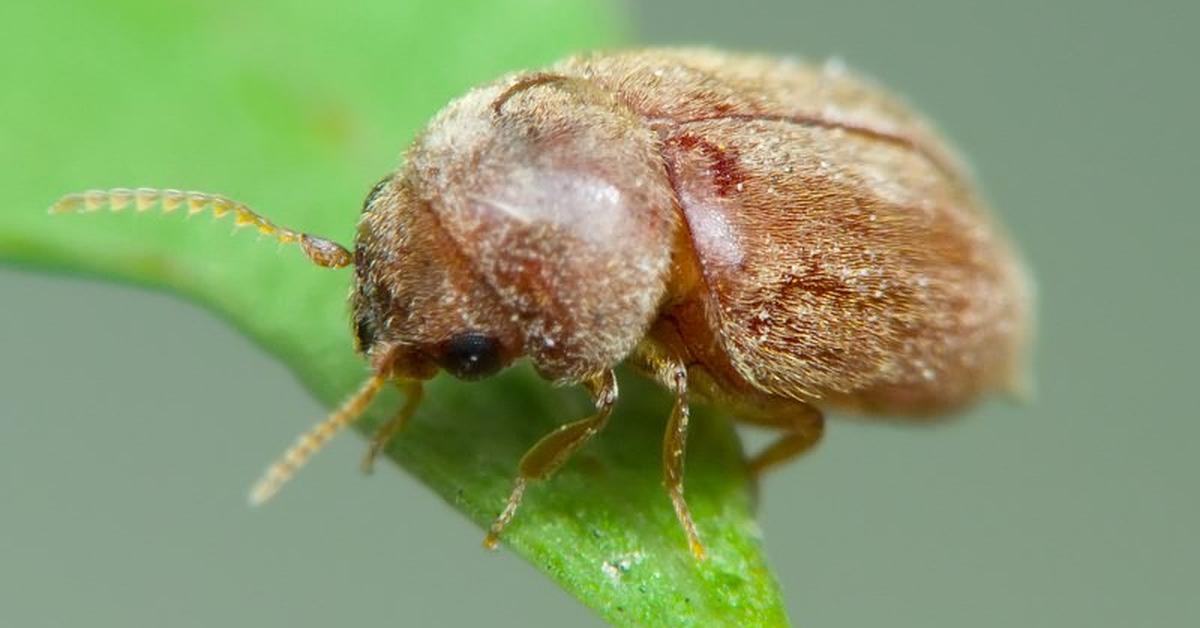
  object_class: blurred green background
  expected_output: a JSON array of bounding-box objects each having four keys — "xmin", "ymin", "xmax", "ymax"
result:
[{"xmin": 2, "ymin": 0, "xmax": 1196, "ymax": 626}]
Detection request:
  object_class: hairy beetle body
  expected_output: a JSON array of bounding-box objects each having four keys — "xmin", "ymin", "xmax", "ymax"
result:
[
  {"xmin": 356, "ymin": 49, "xmax": 1030, "ymax": 554},
  {"xmin": 361, "ymin": 48, "xmax": 1029, "ymax": 415}
]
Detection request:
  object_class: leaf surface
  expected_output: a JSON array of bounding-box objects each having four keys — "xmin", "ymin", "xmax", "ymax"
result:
[{"xmin": 0, "ymin": 1, "xmax": 788, "ymax": 624}]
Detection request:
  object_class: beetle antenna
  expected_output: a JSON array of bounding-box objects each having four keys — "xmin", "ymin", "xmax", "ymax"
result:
[
  {"xmin": 248, "ymin": 373, "xmax": 388, "ymax": 505},
  {"xmin": 49, "ymin": 188, "xmax": 353, "ymax": 268}
]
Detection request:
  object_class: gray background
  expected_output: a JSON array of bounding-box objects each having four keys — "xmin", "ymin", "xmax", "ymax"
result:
[{"xmin": 2, "ymin": 0, "xmax": 1197, "ymax": 626}]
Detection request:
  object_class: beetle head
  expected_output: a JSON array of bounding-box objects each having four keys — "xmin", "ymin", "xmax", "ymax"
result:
[{"xmin": 351, "ymin": 174, "xmax": 522, "ymax": 382}]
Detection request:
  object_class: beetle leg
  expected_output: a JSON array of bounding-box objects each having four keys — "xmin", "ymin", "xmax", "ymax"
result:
[
  {"xmin": 483, "ymin": 369, "xmax": 617, "ymax": 549},
  {"xmin": 744, "ymin": 402, "xmax": 825, "ymax": 478},
  {"xmin": 661, "ymin": 363, "xmax": 707, "ymax": 560},
  {"xmin": 360, "ymin": 380, "xmax": 424, "ymax": 474}
]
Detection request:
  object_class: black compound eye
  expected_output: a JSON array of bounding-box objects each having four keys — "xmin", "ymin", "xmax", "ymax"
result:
[
  {"xmin": 439, "ymin": 332, "xmax": 503, "ymax": 380},
  {"xmin": 361, "ymin": 175, "xmax": 393, "ymax": 213},
  {"xmin": 353, "ymin": 316, "xmax": 376, "ymax": 353}
]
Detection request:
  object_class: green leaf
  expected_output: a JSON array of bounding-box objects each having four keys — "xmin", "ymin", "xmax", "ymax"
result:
[{"xmin": 0, "ymin": 1, "xmax": 788, "ymax": 624}]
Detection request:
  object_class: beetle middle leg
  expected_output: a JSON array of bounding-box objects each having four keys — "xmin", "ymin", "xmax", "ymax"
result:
[
  {"xmin": 484, "ymin": 369, "xmax": 617, "ymax": 549},
  {"xmin": 631, "ymin": 334, "xmax": 707, "ymax": 558},
  {"xmin": 361, "ymin": 380, "xmax": 424, "ymax": 474},
  {"xmin": 660, "ymin": 362, "xmax": 707, "ymax": 560}
]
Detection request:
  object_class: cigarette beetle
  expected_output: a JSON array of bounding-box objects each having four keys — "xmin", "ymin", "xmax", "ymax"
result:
[{"xmin": 52, "ymin": 48, "xmax": 1031, "ymax": 559}]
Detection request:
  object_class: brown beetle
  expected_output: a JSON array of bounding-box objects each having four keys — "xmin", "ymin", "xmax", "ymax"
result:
[{"xmin": 52, "ymin": 48, "xmax": 1031, "ymax": 559}]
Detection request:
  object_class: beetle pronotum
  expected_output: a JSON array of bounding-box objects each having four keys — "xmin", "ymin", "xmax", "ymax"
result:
[{"xmin": 53, "ymin": 48, "xmax": 1031, "ymax": 559}]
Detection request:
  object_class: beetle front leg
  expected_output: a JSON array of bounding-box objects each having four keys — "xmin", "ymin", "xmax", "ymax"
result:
[
  {"xmin": 483, "ymin": 369, "xmax": 617, "ymax": 549},
  {"xmin": 361, "ymin": 380, "xmax": 424, "ymax": 474}
]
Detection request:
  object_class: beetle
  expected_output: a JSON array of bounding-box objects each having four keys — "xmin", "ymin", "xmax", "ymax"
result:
[{"xmin": 52, "ymin": 48, "xmax": 1031, "ymax": 559}]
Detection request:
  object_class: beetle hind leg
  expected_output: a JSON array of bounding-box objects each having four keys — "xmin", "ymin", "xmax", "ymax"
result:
[{"xmin": 742, "ymin": 400, "xmax": 825, "ymax": 478}]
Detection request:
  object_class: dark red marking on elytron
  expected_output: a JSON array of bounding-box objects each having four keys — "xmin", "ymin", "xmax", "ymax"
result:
[{"xmin": 670, "ymin": 133, "xmax": 746, "ymax": 197}]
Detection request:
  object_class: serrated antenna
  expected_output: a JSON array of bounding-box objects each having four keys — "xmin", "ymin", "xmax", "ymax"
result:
[
  {"xmin": 50, "ymin": 187, "xmax": 352, "ymax": 268},
  {"xmin": 248, "ymin": 373, "xmax": 388, "ymax": 505}
]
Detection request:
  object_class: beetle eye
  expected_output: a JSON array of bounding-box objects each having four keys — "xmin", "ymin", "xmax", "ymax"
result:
[
  {"xmin": 439, "ymin": 332, "xmax": 503, "ymax": 380},
  {"xmin": 353, "ymin": 316, "xmax": 376, "ymax": 353},
  {"xmin": 362, "ymin": 175, "xmax": 393, "ymax": 213}
]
